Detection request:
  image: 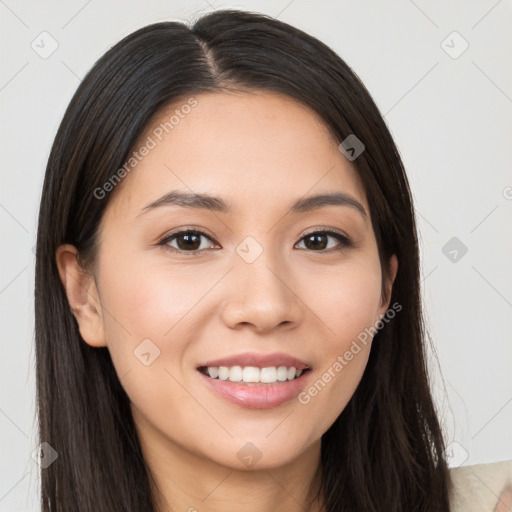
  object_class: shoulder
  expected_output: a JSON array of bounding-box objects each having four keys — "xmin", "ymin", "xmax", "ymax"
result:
[{"xmin": 448, "ymin": 459, "xmax": 512, "ymax": 512}]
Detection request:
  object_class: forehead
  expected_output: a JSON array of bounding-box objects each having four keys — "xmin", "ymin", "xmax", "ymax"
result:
[{"xmin": 108, "ymin": 90, "xmax": 368, "ymax": 218}]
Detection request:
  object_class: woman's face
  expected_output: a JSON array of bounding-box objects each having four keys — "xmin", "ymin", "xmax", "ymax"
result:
[{"xmin": 63, "ymin": 90, "xmax": 396, "ymax": 472}]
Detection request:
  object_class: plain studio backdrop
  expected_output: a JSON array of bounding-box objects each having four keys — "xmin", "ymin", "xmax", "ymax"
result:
[{"xmin": 1, "ymin": 1, "xmax": 511, "ymax": 510}]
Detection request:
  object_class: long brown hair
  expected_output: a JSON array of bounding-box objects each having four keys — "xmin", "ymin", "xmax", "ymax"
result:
[{"xmin": 35, "ymin": 9, "xmax": 451, "ymax": 511}]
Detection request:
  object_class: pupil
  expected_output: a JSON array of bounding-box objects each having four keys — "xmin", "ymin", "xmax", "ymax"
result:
[
  {"xmin": 306, "ymin": 234, "xmax": 327, "ymax": 250},
  {"xmin": 178, "ymin": 233, "xmax": 200, "ymax": 250}
]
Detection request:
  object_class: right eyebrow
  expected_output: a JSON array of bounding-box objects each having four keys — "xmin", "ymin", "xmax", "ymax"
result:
[{"xmin": 138, "ymin": 191, "xmax": 230, "ymax": 218}]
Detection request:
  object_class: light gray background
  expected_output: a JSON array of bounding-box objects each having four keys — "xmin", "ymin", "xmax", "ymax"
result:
[{"xmin": 1, "ymin": 1, "xmax": 511, "ymax": 510}]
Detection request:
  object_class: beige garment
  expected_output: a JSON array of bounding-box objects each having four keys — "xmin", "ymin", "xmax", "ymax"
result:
[{"xmin": 449, "ymin": 460, "xmax": 512, "ymax": 512}]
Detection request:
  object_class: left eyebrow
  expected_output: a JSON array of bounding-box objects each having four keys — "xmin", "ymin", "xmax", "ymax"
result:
[
  {"xmin": 138, "ymin": 190, "xmax": 367, "ymax": 219},
  {"xmin": 290, "ymin": 192, "xmax": 367, "ymax": 218}
]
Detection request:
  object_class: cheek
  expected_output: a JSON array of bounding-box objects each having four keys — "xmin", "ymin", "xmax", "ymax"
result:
[
  {"xmin": 294, "ymin": 256, "xmax": 382, "ymax": 433},
  {"xmin": 304, "ymin": 254, "xmax": 383, "ymax": 344},
  {"xmin": 95, "ymin": 256, "xmax": 215, "ymax": 442},
  {"xmin": 99, "ymin": 254, "xmax": 218, "ymax": 344},
  {"xmin": 96, "ymin": 251, "xmax": 234, "ymax": 416}
]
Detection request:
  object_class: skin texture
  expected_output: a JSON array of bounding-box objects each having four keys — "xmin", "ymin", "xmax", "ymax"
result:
[{"xmin": 57, "ymin": 90, "xmax": 398, "ymax": 512}]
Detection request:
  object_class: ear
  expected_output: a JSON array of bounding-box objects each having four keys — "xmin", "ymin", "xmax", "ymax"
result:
[
  {"xmin": 56, "ymin": 244, "xmax": 107, "ymax": 347},
  {"xmin": 378, "ymin": 253, "xmax": 398, "ymax": 317}
]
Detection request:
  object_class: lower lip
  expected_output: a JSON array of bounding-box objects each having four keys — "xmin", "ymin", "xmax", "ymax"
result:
[{"xmin": 197, "ymin": 370, "xmax": 312, "ymax": 409}]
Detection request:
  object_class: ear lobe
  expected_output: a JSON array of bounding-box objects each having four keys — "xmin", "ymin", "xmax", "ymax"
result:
[{"xmin": 56, "ymin": 244, "xmax": 107, "ymax": 348}]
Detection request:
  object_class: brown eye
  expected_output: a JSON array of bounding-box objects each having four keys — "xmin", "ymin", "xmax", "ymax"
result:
[
  {"xmin": 296, "ymin": 230, "xmax": 352, "ymax": 251},
  {"xmin": 160, "ymin": 230, "xmax": 217, "ymax": 253}
]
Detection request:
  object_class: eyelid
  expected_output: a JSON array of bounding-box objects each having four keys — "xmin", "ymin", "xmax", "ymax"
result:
[
  {"xmin": 163, "ymin": 225, "xmax": 217, "ymax": 241},
  {"xmin": 300, "ymin": 226, "xmax": 350, "ymax": 240}
]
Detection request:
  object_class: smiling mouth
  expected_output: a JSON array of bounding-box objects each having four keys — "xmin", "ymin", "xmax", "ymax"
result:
[{"xmin": 197, "ymin": 365, "xmax": 311, "ymax": 385}]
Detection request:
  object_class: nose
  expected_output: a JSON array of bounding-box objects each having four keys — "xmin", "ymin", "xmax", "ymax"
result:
[{"xmin": 219, "ymin": 249, "xmax": 303, "ymax": 334}]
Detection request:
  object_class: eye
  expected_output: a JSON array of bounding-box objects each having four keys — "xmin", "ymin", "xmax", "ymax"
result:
[
  {"xmin": 295, "ymin": 229, "xmax": 352, "ymax": 252},
  {"xmin": 158, "ymin": 229, "xmax": 218, "ymax": 253}
]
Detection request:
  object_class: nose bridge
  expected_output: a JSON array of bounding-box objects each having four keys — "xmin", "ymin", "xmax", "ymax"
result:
[
  {"xmin": 237, "ymin": 236, "xmax": 290, "ymax": 301},
  {"xmin": 220, "ymin": 235, "xmax": 301, "ymax": 330}
]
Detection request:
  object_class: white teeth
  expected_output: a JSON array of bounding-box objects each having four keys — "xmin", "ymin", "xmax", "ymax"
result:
[
  {"xmin": 202, "ymin": 365, "xmax": 307, "ymax": 383},
  {"xmin": 228, "ymin": 366, "xmax": 243, "ymax": 382},
  {"xmin": 260, "ymin": 367, "xmax": 277, "ymax": 383},
  {"xmin": 242, "ymin": 366, "xmax": 260, "ymax": 382},
  {"xmin": 276, "ymin": 366, "xmax": 288, "ymax": 381},
  {"xmin": 218, "ymin": 367, "xmax": 229, "ymax": 380}
]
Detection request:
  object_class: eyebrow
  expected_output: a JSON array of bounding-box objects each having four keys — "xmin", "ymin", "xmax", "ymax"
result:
[{"xmin": 139, "ymin": 191, "xmax": 367, "ymax": 218}]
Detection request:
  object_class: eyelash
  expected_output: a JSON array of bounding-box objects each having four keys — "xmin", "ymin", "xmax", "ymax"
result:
[{"xmin": 157, "ymin": 227, "xmax": 353, "ymax": 255}]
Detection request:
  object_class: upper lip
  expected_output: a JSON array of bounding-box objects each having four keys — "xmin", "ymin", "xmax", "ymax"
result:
[{"xmin": 198, "ymin": 352, "xmax": 312, "ymax": 371}]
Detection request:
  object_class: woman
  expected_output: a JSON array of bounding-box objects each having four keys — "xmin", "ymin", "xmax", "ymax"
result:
[{"xmin": 35, "ymin": 9, "xmax": 452, "ymax": 511}]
